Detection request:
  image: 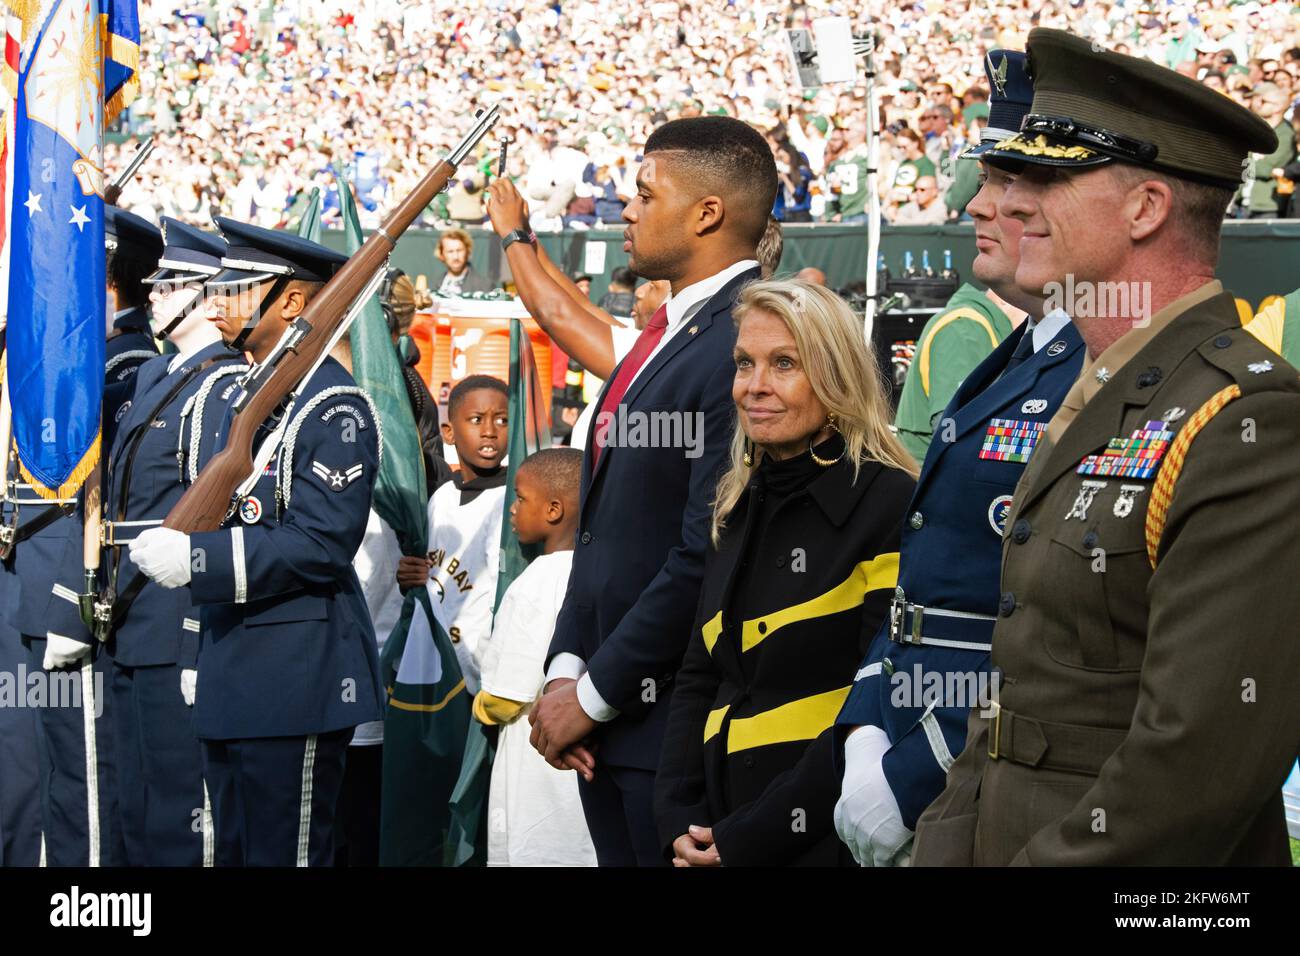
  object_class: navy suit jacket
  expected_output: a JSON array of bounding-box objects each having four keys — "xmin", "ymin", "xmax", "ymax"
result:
[{"xmin": 548, "ymin": 265, "xmax": 759, "ymax": 771}]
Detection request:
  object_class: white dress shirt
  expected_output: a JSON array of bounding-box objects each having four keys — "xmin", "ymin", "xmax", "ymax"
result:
[
  {"xmin": 1029, "ymin": 307, "xmax": 1072, "ymax": 353},
  {"xmin": 549, "ymin": 257, "xmax": 760, "ymax": 722}
]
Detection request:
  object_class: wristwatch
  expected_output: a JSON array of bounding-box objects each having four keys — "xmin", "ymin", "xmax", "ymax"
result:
[{"xmin": 501, "ymin": 228, "xmax": 536, "ymax": 252}]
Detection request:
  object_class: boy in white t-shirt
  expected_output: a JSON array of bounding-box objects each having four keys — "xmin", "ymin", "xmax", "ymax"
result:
[
  {"xmin": 396, "ymin": 375, "xmax": 509, "ymax": 695},
  {"xmin": 473, "ymin": 448, "xmax": 596, "ymax": 867}
]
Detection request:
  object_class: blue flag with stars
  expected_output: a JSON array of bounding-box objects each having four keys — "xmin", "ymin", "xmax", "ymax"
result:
[{"xmin": 5, "ymin": 0, "xmax": 140, "ymax": 497}]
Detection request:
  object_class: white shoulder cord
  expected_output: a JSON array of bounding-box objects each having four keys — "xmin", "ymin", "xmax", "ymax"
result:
[
  {"xmin": 179, "ymin": 364, "xmax": 248, "ymax": 482},
  {"xmin": 275, "ymin": 385, "xmax": 383, "ymax": 514},
  {"xmin": 105, "ymin": 350, "xmax": 159, "ymax": 377}
]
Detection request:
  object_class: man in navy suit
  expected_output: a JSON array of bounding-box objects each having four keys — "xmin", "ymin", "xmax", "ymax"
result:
[
  {"xmin": 832, "ymin": 51, "xmax": 1086, "ymax": 866},
  {"xmin": 501, "ymin": 117, "xmax": 777, "ymax": 865}
]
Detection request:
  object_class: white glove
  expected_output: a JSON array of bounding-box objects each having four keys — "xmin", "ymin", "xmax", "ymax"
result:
[
  {"xmin": 43, "ymin": 633, "xmax": 90, "ymax": 670},
  {"xmin": 129, "ymin": 528, "xmax": 192, "ymax": 589},
  {"xmin": 180, "ymin": 669, "xmax": 197, "ymax": 707},
  {"xmin": 834, "ymin": 724, "xmax": 915, "ymax": 867}
]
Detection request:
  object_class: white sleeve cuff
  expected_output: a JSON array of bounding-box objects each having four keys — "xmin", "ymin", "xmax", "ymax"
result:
[
  {"xmin": 545, "ymin": 652, "xmax": 588, "ymax": 685},
  {"xmin": 576, "ymin": 672, "xmax": 620, "ymax": 723}
]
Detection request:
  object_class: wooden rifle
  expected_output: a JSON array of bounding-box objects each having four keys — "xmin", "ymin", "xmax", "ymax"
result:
[{"xmin": 164, "ymin": 105, "xmax": 501, "ymax": 533}]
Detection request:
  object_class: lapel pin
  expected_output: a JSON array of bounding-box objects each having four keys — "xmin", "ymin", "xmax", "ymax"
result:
[
  {"xmin": 1247, "ymin": 360, "xmax": 1273, "ymax": 374},
  {"xmin": 1021, "ymin": 398, "xmax": 1048, "ymax": 414},
  {"xmin": 688, "ymin": 325, "xmax": 698, "ymax": 335},
  {"xmin": 1047, "ymin": 340, "xmax": 1067, "ymax": 356},
  {"xmin": 1094, "ymin": 367, "xmax": 1111, "ymax": 384},
  {"xmin": 1161, "ymin": 406, "xmax": 1186, "ymax": 423}
]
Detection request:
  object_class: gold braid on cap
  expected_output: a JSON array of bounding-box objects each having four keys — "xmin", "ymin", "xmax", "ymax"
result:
[{"xmin": 994, "ymin": 134, "xmax": 1097, "ymax": 160}]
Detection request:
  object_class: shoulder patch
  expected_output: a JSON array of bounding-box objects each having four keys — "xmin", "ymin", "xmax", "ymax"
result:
[{"xmin": 114, "ymin": 400, "xmax": 132, "ymax": 423}]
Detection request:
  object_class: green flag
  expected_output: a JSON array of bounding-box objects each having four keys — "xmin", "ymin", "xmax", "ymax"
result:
[
  {"xmin": 292, "ymin": 186, "xmax": 322, "ymax": 241},
  {"xmin": 378, "ymin": 588, "xmax": 471, "ymax": 866},
  {"xmin": 335, "ymin": 162, "xmax": 427, "ymax": 556},
  {"xmin": 445, "ymin": 317, "xmax": 552, "ymax": 865}
]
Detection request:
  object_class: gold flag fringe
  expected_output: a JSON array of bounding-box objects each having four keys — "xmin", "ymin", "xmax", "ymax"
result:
[
  {"xmin": 100, "ymin": 13, "xmax": 140, "ymax": 125},
  {"xmin": 16, "ymin": 431, "xmax": 100, "ymax": 500}
]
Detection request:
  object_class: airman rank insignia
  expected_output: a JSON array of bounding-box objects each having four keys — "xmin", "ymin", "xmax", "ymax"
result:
[
  {"xmin": 311, "ymin": 460, "xmax": 363, "ymax": 491},
  {"xmin": 1076, "ymin": 420, "xmax": 1172, "ymax": 479},
  {"xmin": 979, "ymin": 418, "xmax": 1047, "ymax": 463},
  {"xmin": 239, "ymin": 496, "xmax": 262, "ymax": 524}
]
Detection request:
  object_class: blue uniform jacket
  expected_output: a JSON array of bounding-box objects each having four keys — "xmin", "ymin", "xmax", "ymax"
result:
[
  {"xmin": 835, "ymin": 318, "xmax": 1086, "ymax": 828},
  {"xmin": 103, "ymin": 342, "xmax": 246, "ymax": 668},
  {"xmin": 188, "ymin": 357, "xmax": 384, "ymax": 740},
  {"xmin": 105, "ymin": 308, "xmax": 159, "ymax": 386}
]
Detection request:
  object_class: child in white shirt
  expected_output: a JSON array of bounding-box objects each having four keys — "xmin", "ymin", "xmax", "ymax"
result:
[{"xmin": 473, "ymin": 448, "xmax": 596, "ymax": 867}]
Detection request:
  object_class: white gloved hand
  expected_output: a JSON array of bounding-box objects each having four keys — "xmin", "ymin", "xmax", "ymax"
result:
[
  {"xmin": 834, "ymin": 724, "xmax": 915, "ymax": 867},
  {"xmin": 129, "ymin": 528, "xmax": 192, "ymax": 589},
  {"xmin": 180, "ymin": 669, "xmax": 197, "ymax": 707},
  {"xmin": 43, "ymin": 633, "xmax": 91, "ymax": 670}
]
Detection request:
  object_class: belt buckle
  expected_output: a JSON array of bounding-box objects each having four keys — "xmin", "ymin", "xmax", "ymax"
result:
[
  {"xmin": 0, "ymin": 516, "xmax": 15, "ymax": 560},
  {"xmin": 987, "ymin": 700, "xmax": 1002, "ymax": 760},
  {"xmin": 889, "ymin": 589, "xmax": 925, "ymax": 646}
]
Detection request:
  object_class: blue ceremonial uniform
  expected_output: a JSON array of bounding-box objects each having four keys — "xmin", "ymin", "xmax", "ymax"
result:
[
  {"xmin": 105, "ymin": 306, "xmax": 158, "ymax": 386},
  {"xmin": 0, "ymin": 542, "xmax": 41, "ymax": 866},
  {"xmin": 835, "ymin": 318, "xmax": 1085, "ymax": 828},
  {"xmin": 103, "ymin": 341, "xmax": 245, "ymax": 866},
  {"xmin": 6, "ymin": 386, "xmax": 135, "ymax": 867},
  {"xmin": 188, "ymin": 357, "xmax": 384, "ymax": 865}
]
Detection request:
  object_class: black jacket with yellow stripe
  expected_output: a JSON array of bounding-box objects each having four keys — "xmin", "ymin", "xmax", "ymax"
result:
[{"xmin": 654, "ymin": 446, "xmax": 913, "ymax": 865}]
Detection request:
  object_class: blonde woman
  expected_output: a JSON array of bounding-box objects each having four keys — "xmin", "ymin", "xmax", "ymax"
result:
[{"xmin": 654, "ymin": 279, "xmax": 917, "ymax": 866}]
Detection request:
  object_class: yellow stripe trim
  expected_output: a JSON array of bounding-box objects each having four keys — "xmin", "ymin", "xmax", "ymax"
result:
[
  {"xmin": 701, "ymin": 610, "xmax": 723, "ymax": 654},
  {"xmin": 724, "ymin": 686, "xmax": 851, "ymax": 754},
  {"xmin": 1244, "ymin": 297, "xmax": 1286, "ymax": 355},
  {"xmin": 918, "ymin": 307, "xmax": 999, "ymax": 396},
  {"xmin": 703, "ymin": 704, "xmax": 730, "ymax": 744},
  {"xmin": 740, "ymin": 553, "xmax": 899, "ymax": 653},
  {"xmin": 386, "ymin": 678, "xmax": 466, "ymax": 713}
]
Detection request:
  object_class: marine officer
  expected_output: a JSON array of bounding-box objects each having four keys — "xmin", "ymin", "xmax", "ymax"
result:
[{"xmin": 914, "ymin": 29, "xmax": 1300, "ymax": 866}]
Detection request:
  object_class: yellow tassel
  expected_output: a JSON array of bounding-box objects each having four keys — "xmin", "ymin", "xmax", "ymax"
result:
[{"xmin": 16, "ymin": 432, "xmax": 100, "ymax": 500}]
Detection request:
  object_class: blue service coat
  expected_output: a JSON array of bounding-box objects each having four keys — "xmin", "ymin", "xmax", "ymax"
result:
[
  {"xmin": 188, "ymin": 357, "xmax": 384, "ymax": 740},
  {"xmin": 103, "ymin": 342, "xmax": 246, "ymax": 668},
  {"xmin": 105, "ymin": 307, "xmax": 159, "ymax": 384},
  {"xmin": 835, "ymin": 318, "xmax": 1086, "ymax": 828}
]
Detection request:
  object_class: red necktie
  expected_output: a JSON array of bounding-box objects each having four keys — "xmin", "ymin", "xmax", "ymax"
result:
[{"xmin": 591, "ymin": 304, "xmax": 670, "ymax": 467}]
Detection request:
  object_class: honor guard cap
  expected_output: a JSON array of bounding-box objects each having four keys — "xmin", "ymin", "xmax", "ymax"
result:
[
  {"xmin": 105, "ymin": 206, "xmax": 163, "ymax": 260},
  {"xmin": 143, "ymin": 217, "xmax": 228, "ymax": 286},
  {"xmin": 208, "ymin": 216, "xmax": 348, "ymax": 289},
  {"xmin": 962, "ymin": 50, "xmax": 1034, "ymax": 160},
  {"xmin": 984, "ymin": 28, "xmax": 1279, "ymax": 188}
]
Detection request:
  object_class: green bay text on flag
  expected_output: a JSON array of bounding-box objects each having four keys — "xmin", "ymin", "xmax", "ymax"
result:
[{"xmin": 3, "ymin": 0, "xmax": 140, "ymax": 497}]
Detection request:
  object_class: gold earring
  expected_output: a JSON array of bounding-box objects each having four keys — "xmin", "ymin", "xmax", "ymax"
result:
[
  {"xmin": 809, "ymin": 414, "xmax": 846, "ymax": 467},
  {"xmin": 743, "ymin": 436, "xmax": 756, "ymax": 468}
]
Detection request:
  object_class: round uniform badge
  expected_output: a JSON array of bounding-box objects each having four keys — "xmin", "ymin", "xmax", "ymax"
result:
[
  {"xmin": 239, "ymin": 496, "xmax": 262, "ymax": 525},
  {"xmin": 988, "ymin": 495, "xmax": 1014, "ymax": 535},
  {"xmin": 1047, "ymin": 340, "xmax": 1067, "ymax": 356},
  {"xmin": 1021, "ymin": 398, "xmax": 1048, "ymax": 414},
  {"xmin": 114, "ymin": 401, "xmax": 132, "ymax": 423}
]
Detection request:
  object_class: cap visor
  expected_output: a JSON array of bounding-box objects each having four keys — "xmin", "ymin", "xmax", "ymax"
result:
[
  {"xmin": 982, "ymin": 132, "xmax": 1112, "ymax": 169},
  {"xmin": 142, "ymin": 267, "xmax": 209, "ymax": 286},
  {"xmin": 207, "ymin": 268, "xmax": 275, "ymax": 289}
]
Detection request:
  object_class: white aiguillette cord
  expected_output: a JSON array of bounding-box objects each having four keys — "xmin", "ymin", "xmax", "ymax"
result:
[{"xmin": 230, "ymin": 264, "xmax": 389, "ymax": 506}]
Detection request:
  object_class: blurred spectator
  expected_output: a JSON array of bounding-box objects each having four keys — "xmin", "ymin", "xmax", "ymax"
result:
[
  {"xmin": 597, "ymin": 266, "xmax": 637, "ymax": 318},
  {"xmin": 434, "ymin": 228, "xmax": 493, "ymax": 295},
  {"xmin": 756, "ymin": 214, "xmax": 784, "ymax": 277},
  {"xmin": 1241, "ymin": 82, "xmax": 1298, "ymax": 217},
  {"xmin": 891, "ymin": 175, "xmax": 947, "ymax": 225}
]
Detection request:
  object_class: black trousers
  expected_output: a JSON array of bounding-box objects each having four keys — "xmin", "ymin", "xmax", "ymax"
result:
[
  {"xmin": 0, "ymin": 623, "xmax": 40, "ymax": 866},
  {"xmin": 577, "ymin": 764, "xmax": 667, "ymax": 867},
  {"xmin": 202, "ymin": 729, "xmax": 350, "ymax": 867}
]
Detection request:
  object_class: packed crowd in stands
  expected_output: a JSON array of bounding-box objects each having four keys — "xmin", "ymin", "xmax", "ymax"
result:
[{"xmin": 108, "ymin": 0, "xmax": 1300, "ymax": 231}]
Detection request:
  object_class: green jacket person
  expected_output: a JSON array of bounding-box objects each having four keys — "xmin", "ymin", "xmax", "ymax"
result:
[{"xmin": 893, "ymin": 284, "xmax": 1017, "ymax": 461}]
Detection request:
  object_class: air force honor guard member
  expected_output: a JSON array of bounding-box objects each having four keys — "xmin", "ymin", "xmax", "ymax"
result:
[
  {"xmin": 833, "ymin": 51, "xmax": 1086, "ymax": 866},
  {"xmin": 101, "ymin": 219, "xmax": 246, "ymax": 866},
  {"xmin": 105, "ymin": 207, "xmax": 162, "ymax": 388},
  {"xmin": 130, "ymin": 219, "xmax": 385, "ymax": 866},
  {"xmin": 914, "ymin": 29, "xmax": 1300, "ymax": 866}
]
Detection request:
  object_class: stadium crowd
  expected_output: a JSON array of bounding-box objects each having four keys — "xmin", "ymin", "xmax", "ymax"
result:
[{"xmin": 108, "ymin": 0, "xmax": 1300, "ymax": 231}]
